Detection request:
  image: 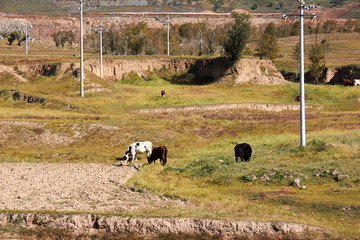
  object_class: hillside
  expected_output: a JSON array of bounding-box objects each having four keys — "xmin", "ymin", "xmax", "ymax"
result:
[
  {"xmin": 0, "ymin": 0, "xmax": 359, "ymax": 16},
  {"xmin": 0, "ymin": 51, "xmax": 359, "ymax": 238}
]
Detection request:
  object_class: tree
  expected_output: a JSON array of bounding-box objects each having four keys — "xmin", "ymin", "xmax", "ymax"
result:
[
  {"xmin": 323, "ymin": 20, "xmax": 338, "ymax": 33},
  {"xmin": 102, "ymin": 26, "xmax": 125, "ymax": 55},
  {"xmin": 7, "ymin": 31, "xmax": 22, "ymax": 45},
  {"xmin": 255, "ymin": 22, "xmax": 279, "ymax": 60},
  {"xmin": 64, "ymin": 31, "xmax": 75, "ymax": 47},
  {"xmin": 51, "ymin": 31, "xmax": 62, "ymax": 47},
  {"xmin": 51, "ymin": 30, "xmax": 75, "ymax": 48},
  {"xmin": 223, "ymin": 12, "xmax": 251, "ymax": 62},
  {"xmin": 308, "ymin": 43, "xmax": 325, "ymax": 84},
  {"xmin": 125, "ymin": 22, "xmax": 149, "ymax": 55}
]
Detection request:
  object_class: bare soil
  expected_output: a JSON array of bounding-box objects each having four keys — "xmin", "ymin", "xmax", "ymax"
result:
[
  {"xmin": 0, "ymin": 162, "xmax": 322, "ymax": 236},
  {"xmin": 0, "ymin": 162, "xmax": 187, "ymax": 213}
]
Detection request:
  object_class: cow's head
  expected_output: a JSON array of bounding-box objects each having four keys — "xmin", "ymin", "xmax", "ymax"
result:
[
  {"xmin": 147, "ymin": 156, "xmax": 154, "ymax": 164},
  {"xmin": 123, "ymin": 154, "xmax": 129, "ymax": 161}
]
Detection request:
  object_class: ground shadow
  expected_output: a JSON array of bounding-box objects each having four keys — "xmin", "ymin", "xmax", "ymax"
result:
[{"xmin": 167, "ymin": 57, "xmax": 232, "ymax": 85}]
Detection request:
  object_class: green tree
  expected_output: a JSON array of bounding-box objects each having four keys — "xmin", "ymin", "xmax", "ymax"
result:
[
  {"xmin": 125, "ymin": 22, "xmax": 149, "ymax": 55},
  {"xmin": 255, "ymin": 22, "xmax": 279, "ymax": 60},
  {"xmin": 51, "ymin": 31, "xmax": 62, "ymax": 47},
  {"xmin": 64, "ymin": 31, "xmax": 75, "ymax": 47},
  {"xmin": 308, "ymin": 43, "xmax": 325, "ymax": 84},
  {"xmin": 223, "ymin": 12, "xmax": 251, "ymax": 62},
  {"xmin": 7, "ymin": 31, "xmax": 22, "ymax": 45},
  {"xmin": 102, "ymin": 26, "xmax": 125, "ymax": 55}
]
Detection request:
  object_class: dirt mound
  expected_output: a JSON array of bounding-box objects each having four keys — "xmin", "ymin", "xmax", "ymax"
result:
[{"xmin": 231, "ymin": 59, "xmax": 287, "ymax": 85}]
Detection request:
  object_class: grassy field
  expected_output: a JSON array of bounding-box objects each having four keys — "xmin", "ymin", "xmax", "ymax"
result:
[{"xmin": 0, "ymin": 37, "xmax": 360, "ymax": 239}]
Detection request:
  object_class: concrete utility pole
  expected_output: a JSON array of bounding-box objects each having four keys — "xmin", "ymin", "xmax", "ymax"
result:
[
  {"xmin": 299, "ymin": 1, "xmax": 305, "ymax": 147},
  {"xmin": 25, "ymin": 26, "xmax": 28, "ymax": 55},
  {"xmin": 80, "ymin": 0, "xmax": 84, "ymax": 97},
  {"xmin": 283, "ymin": 0, "xmax": 316, "ymax": 147},
  {"xmin": 100, "ymin": 19, "xmax": 103, "ymax": 78},
  {"xmin": 166, "ymin": 14, "xmax": 170, "ymax": 56}
]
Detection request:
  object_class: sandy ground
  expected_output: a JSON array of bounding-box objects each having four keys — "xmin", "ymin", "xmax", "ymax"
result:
[{"xmin": 0, "ymin": 162, "xmax": 186, "ymax": 213}]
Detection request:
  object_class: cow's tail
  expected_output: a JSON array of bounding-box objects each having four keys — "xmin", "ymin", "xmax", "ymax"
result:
[{"xmin": 163, "ymin": 146, "xmax": 168, "ymax": 166}]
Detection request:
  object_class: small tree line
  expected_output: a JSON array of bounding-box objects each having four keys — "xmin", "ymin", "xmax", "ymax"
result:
[
  {"xmin": 0, "ymin": 31, "xmax": 27, "ymax": 46},
  {"xmin": 49, "ymin": 14, "xmax": 358, "ymax": 83},
  {"xmin": 85, "ymin": 21, "xmax": 230, "ymax": 57}
]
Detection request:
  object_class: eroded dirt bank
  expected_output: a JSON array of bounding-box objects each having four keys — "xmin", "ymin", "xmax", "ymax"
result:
[{"xmin": 0, "ymin": 212, "xmax": 320, "ymax": 236}]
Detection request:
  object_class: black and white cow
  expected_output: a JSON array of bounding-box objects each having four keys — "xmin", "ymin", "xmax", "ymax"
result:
[
  {"xmin": 123, "ymin": 141, "xmax": 152, "ymax": 163},
  {"xmin": 234, "ymin": 143, "xmax": 252, "ymax": 162}
]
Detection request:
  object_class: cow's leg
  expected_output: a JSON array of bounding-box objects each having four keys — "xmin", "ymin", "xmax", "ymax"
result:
[
  {"xmin": 235, "ymin": 147, "xmax": 239, "ymax": 162},
  {"xmin": 131, "ymin": 149, "xmax": 137, "ymax": 162},
  {"xmin": 240, "ymin": 153, "xmax": 244, "ymax": 162}
]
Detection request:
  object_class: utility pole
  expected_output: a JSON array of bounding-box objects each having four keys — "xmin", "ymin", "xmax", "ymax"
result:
[
  {"xmin": 283, "ymin": 0, "xmax": 316, "ymax": 147},
  {"xmin": 100, "ymin": 19, "xmax": 103, "ymax": 78},
  {"xmin": 80, "ymin": 0, "xmax": 84, "ymax": 97},
  {"xmin": 25, "ymin": 26, "xmax": 28, "ymax": 55},
  {"xmin": 299, "ymin": 0, "xmax": 305, "ymax": 147},
  {"xmin": 166, "ymin": 14, "xmax": 170, "ymax": 56}
]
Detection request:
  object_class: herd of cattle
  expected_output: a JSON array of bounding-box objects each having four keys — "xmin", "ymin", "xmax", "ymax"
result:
[
  {"xmin": 122, "ymin": 141, "xmax": 252, "ymax": 166},
  {"xmin": 122, "ymin": 78, "xmax": 360, "ymax": 166}
]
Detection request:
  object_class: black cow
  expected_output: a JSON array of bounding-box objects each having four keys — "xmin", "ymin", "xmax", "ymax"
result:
[
  {"xmin": 147, "ymin": 146, "xmax": 167, "ymax": 166},
  {"xmin": 234, "ymin": 143, "xmax": 252, "ymax": 162}
]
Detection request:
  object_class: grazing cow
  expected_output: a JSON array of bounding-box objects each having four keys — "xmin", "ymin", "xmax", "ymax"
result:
[
  {"xmin": 234, "ymin": 143, "xmax": 252, "ymax": 162},
  {"xmin": 161, "ymin": 90, "xmax": 166, "ymax": 98},
  {"xmin": 294, "ymin": 95, "xmax": 306, "ymax": 103},
  {"xmin": 342, "ymin": 78, "xmax": 354, "ymax": 86},
  {"xmin": 123, "ymin": 141, "xmax": 152, "ymax": 163},
  {"xmin": 354, "ymin": 79, "xmax": 360, "ymax": 86},
  {"xmin": 147, "ymin": 146, "xmax": 167, "ymax": 166}
]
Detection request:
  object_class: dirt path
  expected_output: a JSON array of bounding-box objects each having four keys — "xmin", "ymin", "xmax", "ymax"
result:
[
  {"xmin": 0, "ymin": 65, "xmax": 28, "ymax": 82},
  {"xmin": 136, "ymin": 102, "xmax": 320, "ymax": 114},
  {"xmin": 0, "ymin": 162, "xmax": 186, "ymax": 212}
]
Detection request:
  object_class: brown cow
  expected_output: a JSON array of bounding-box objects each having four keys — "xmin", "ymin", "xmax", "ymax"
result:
[
  {"xmin": 342, "ymin": 78, "xmax": 354, "ymax": 86},
  {"xmin": 294, "ymin": 95, "xmax": 306, "ymax": 103},
  {"xmin": 161, "ymin": 90, "xmax": 166, "ymax": 98},
  {"xmin": 147, "ymin": 146, "xmax": 167, "ymax": 166}
]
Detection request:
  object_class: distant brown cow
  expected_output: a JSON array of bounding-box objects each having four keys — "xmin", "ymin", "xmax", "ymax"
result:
[
  {"xmin": 161, "ymin": 90, "xmax": 166, "ymax": 98},
  {"xmin": 294, "ymin": 95, "xmax": 306, "ymax": 103},
  {"xmin": 342, "ymin": 78, "xmax": 354, "ymax": 86},
  {"xmin": 147, "ymin": 146, "xmax": 167, "ymax": 166}
]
